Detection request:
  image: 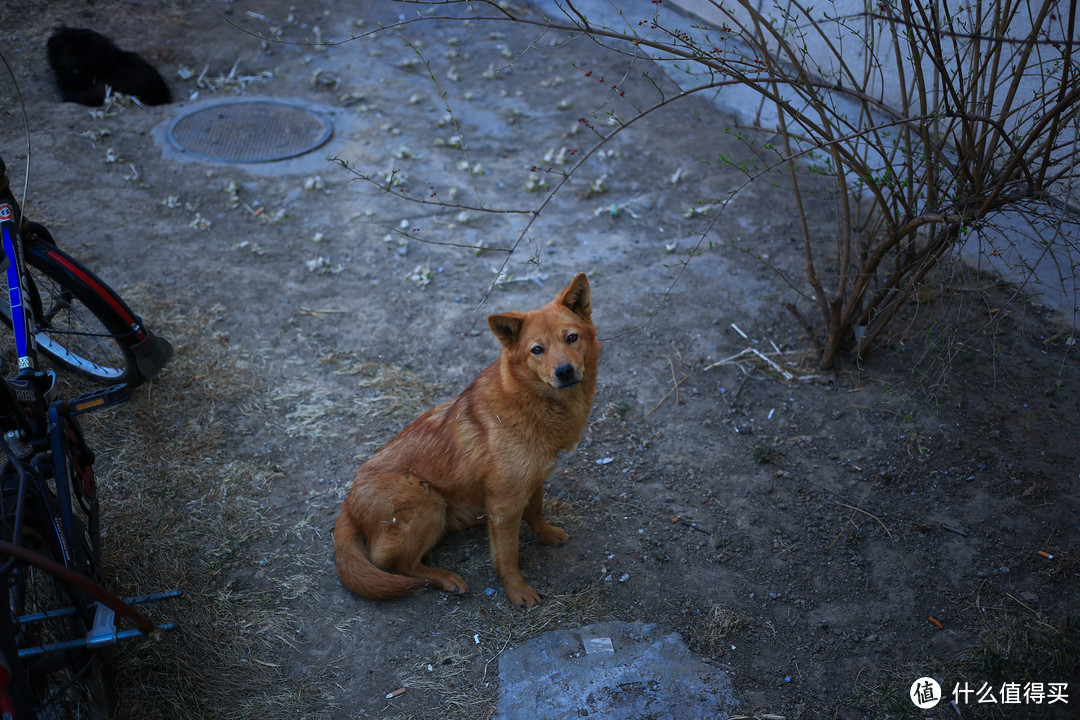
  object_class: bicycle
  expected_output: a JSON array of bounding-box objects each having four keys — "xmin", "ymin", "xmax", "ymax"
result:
[
  {"xmin": 0, "ymin": 157, "xmax": 173, "ymax": 387},
  {"xmin": 0, "ymin": 158, "xmax": 178, "ymax": 718}
]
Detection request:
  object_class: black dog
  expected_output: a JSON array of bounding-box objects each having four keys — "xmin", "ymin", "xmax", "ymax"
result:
[{"xmin": 46, "ymin": 27, "xmax": 171, "ymax": 107}]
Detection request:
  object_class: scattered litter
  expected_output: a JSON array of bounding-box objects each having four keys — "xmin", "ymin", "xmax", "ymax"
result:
[
  {"xmin": 584, "ymin": 637, "xmax": 614, "ymax": 655},
  {"xmin": 406, "ymin": 263, "xmax": 433, "ymax": 287},
  {"xmin": 593, "ymin": 203, "xmax": 640, "ymax": 219},
  {"xmin": 523, "ymin": 172, "xmax": 549, "ymax": 193},
  {"xmin": 596, "ymin": 457, "xmax": 614, "ymax": 465},
  {"xmin": 306, "ymin": 257, "xmax": 342, "ymax": 275},
  {"xmin": 1038, "ymin": 550, "xmax": 1054, "ymax": 559},
  {"xmin": 385, "ymin": 688, "xmax": 406, "ymax": 699},
  {"xmin": 485, "ymin": 587, "xmax": 496, "ymax": 596},
  {"xmin": 493, "ymin": 271, "xmax": 548, "ymax": 288},
  {"xmin": 618, "ymin": 573, "xmax": 630, "ymax": 582},
  {"xmin": 297, "ymin": 307, "xmax": 346, "ymax": 318},
  {"xmin": 233, "ymin": 240, "xmax": 264, "ymax": 255},
  {"xmin": 683, "ymin": 201, "xmax": 723, "ymax": 217},
  {"xmin": 224, "ymin": 180, "xmax": 242, "ymax": 208},
  {"xmin": 303, "ymin": 175, "xmax": 326, "ymax": 191},
  {"xmin": 586, "ymin": 175, "xmax": 608, "ymax": 197},
  {"xmin": 730, "ymin": 323, "xmax": 749, "ymax": 339},
  {"xmin": 189, "ymin": 213, "xmax": 212, "ymax": 231},
  {"xmin": 473, "ymin": 634, "xmax": 481, "ymax": 644},
  {"xmin": 543, "ymin": 146, "xmax": 569, "ymax": 165},
  {"xmin": 455, "ymin": 160, "xmax": 485, "ymax": 175},
  {"xmin": 928, "ymin": 616, "xmax": 944, "ymax": 630},
  {"xmin": 311, "ymin": 69, "xmax": 340, "ymax": 91}
]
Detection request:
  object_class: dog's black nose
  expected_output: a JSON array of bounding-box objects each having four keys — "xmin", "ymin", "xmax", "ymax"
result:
[{"xmin": 554, "ymin": 363, "xmax": 578, "ymax": 387}]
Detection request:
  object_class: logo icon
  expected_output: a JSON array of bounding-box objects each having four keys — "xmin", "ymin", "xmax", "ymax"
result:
[
  {"xmin": 910, "ymin": 677, "xmax": 942, "ymax": 709},
  {"xmin": 0, "ymin": 203, "xmax": 13, "ymax": 221}
]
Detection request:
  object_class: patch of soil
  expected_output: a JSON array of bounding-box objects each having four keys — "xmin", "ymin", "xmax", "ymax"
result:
[{"xmin": 1, "ymin": 1, "xmax": 1076, "ymax": 718}]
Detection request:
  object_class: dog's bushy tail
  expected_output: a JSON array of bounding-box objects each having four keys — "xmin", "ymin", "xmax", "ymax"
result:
[{"xmin": 333, "ymin": 510, "xmax": 429, "ymax": 599}]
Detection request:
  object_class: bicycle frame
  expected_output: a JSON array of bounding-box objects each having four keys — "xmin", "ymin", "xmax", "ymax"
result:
[
  {"xmin": 0, "ymin": 167, "xmax": 56, "ymax": 445},
  {"xmin": 0, "ymin": 196, "xmax": 32, "ymax": 371}
]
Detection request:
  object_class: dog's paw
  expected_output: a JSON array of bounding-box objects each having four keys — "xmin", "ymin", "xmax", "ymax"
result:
[
  {"xmin": 426, "ymin": 569, "xmax": 469, "ymax": 595},
  {"xmin": 506, "ymin": 583, "xmax": 543, "ymax": 607},
  {"xmin": 536, "ymin": 524, "xmax": 569, "ymax": 546}
]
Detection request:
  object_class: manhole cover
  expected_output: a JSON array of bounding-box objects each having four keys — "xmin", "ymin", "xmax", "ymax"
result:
[{"xmin": 167, "ymin": 99, "xmax": 333, "ymax": 163}]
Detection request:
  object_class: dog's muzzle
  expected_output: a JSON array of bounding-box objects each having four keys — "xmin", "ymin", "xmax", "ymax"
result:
[{"xmin": 554, "ymin": 363, "xmax": 580, "ymax": 388}]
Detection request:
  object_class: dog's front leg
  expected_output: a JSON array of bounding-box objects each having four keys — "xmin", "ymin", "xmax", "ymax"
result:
[
  {"xmin": 524, "ymin": 485, "xmax": 568, "ymax": 546},
  {"xmin": 486, "ymin": 501, "xmax": 541, "ymax": 607}
]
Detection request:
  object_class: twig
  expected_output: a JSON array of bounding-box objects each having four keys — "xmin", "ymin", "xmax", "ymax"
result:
[
  {"xmin": 638, "ymin": 369, "xmax": 688, "ymax": 423},
  {"xmin": 705, "ymin": 346, "xmax": 795, "ymax": 380},
  {"xmin": 828, "ymin": 476, "xmax": 879, "ymax": 551},
  {"xmin": 731, "ymin": 371, "xmax": 753, "ymax": 403},
  {"xmin": 748, "ymin": 347, "xmax": 795, "ymax": 380},
  {"xmin": 664, "ymin": 354, "xmax": 681, "ymax": 406},
  {"xmin": 298, "ymin": 307, "xmax": 348, "ymax": 318},
  {"xmin": 839, "ymin": 503, "xmax": 893, "ymax": 539}
]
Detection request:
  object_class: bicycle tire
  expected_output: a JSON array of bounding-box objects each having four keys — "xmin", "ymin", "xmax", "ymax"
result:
[{"xmin": 0, "ymin": 228, "xmax": 141, "ymax": 386}]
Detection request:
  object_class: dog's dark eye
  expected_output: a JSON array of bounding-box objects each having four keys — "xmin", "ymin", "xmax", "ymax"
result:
[
  {"xmin": 531, "ymin": 345, "xmax": 545, "ymax": 355},
  {"xmin": 566, "ymin": 333, "xmax": 578, "ymax": 344}
]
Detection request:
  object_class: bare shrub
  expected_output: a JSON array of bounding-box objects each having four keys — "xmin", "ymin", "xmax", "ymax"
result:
[{"xmin": 339, "ymin": 0, "xmax": 1079, "ymax": 368}]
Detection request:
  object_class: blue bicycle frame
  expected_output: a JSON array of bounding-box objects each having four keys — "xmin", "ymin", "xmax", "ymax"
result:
[{"xmin": 0, "ymin": 197, "xmax": 33, "ymax": 371}]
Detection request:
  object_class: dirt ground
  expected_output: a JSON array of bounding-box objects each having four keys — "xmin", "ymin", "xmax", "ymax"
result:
[{"xmin": 1, "ymin": 0, "xmax": 1077, "ymax": 718}]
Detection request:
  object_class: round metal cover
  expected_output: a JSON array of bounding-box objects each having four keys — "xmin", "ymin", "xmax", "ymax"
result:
[{"xmin": 167, "ymin": 99, "xmax": 333, "ymax": 163}]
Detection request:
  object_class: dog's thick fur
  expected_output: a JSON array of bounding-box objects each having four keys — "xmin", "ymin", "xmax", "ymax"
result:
[
  {"xmin": 46, "ymin": 27, "xmax": 171, "ymax": 107},
  {"xmin": 334, "ymin": 274, "xmax": 599, "ymax": 606}
]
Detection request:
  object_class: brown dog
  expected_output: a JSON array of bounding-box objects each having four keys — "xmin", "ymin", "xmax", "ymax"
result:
[{"xmin": 334, "ymin": 274, "xmax": 599, "ymax": 606}]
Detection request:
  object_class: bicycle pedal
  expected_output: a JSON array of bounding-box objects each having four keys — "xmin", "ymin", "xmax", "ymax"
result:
[
  {"xmin": 87, "ymin": 604, "xmax": 117, "ymax": 649},
  {"xmin": 67, "ymin": 384, "xmax": 130, "ymax": 414}
]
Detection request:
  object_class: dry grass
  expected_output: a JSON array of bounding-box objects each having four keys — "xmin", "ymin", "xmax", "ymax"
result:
[
  {"xmin": 67, "ymin": 291, "xmax": 337, "ymax": 720},
  {"xmin": 690, "ymin": 604, "xmax": 750, "ymax": 658},
  {"xmin": 269, "ymin": 351, "xmax": 445, "ymax": 442}
]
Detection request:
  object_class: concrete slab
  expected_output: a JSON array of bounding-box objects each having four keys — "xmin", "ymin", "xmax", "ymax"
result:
[{"xmin": 495, "ymin": 621, "xmax": 737, "ymax": 720}]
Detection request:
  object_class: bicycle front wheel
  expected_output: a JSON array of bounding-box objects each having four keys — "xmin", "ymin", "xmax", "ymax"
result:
[{"xmin": 0, "ymin": 229, "xmax": 140, "ymax": 385}]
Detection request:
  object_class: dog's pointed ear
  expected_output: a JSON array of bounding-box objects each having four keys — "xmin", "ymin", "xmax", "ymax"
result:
[
  {"xmin": 488, "ymin": 311, "xmax": 525, "ymax": 348},
  {"xmin": 557, "ymin": 273, "xmax": 591, "ymax": 321}
]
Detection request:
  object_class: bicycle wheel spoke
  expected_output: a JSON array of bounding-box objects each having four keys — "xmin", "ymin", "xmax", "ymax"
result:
[{"xmin": 29, "ymin": 275, "xmax": 128, "ymax": 380}]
